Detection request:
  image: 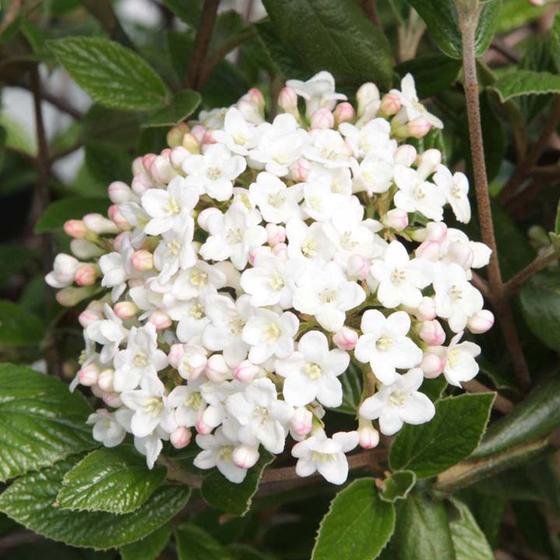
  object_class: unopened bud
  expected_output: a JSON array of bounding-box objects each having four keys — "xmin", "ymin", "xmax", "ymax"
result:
[
  {"xmin": 379, "ymin": 92, "xmax": 402, "ymax": 117},
  {"xmin": 206, "ymin": 354, "xmax": 230, "ymax": 382},
  {"xmin": 56, "ymin": 286, "xmax": 97, "ymax": 307},
  {"xmin": 271, "ymin": 242, "xmax": 288, "ymax": 258},
  {"xmin": 417, "ymin": 149, "xmax": 442, "ymax": 179},
  {"xmin": 407, "ymin": 117, "xmax": 432, "ymax": 139},
  {"xmin": 131, "ymin": 250, "xmax": 153, "ymax": 272},
  {"xmin": 167, "ymin": 123, "xmax": 189, "ymax": 148},
  {"xmin": 333, "ymin": 102, "xmax": 355, "ymax": 125},
  {"xmin": 233, "ymin": 360, "xmax": 260, "ymax": 383},
  {"xmin": 108, "ymin": 205, "xmax": 130, "ymax": 230},
  {"xmin": 467, "ymin": 309, "xmax": 494, "ymax": 334},
  {"xmin": 71, "ymin": 239, "xmax": 104, "ymax": 260},
  {"xmin": 311, "ymin": 108, "xmax": 334, "ymax": 130},
  {"xmin": 419, "ymin": 320, "xmax": 446, "ymax": 346},
  {"xmin": 114, "ymin": 301, "xmax": 138, "ymax": 320},
  {"xmin": 266, "ymin": 224, "xmax": 286, "ymax": 247},
  {"xmin": 233, "ymin": 445, "xmax": 259, "ymax": 469},
  {"xmin": 83, "ymin": 214, "xmax": 119, "ymax": 235},
  {"xmin": 421, "ymin": 351, "xmax": 445, "ymax": 378},
  {"xmin": 291, "ymin": 407, "xmax": 313, "ymax": 437},
  {"xmin": 108, "ymin": 181, "xmax": 133, "ymax": 204},
  {"xmin": 382, "ymin": 208, "xmax": 408, "ymax": 231},
  {"xmin": 170, "ymin": 427, "xmax": 192, "ymax": 449},
  {"xmin": 78, "ymin": 363, "xmax": 99, "ymax": 386},
  {"xmin": 290, "ymin": 158, "xmax": 311, "ymax": 182},
  {"xmin": 102, "ymin": 392, "xmax": 122, "ymax": 408},
  {"xmin": 417, "ymin": 297, "xmax": 437, "ymax": 321},
  {"xmin": 151, "ymin": 156, "xmax": 177, "ymax": 184},
  {"xmin": 149, "ymin": 310, "xmax": 172, "ymax": 330},
  {"xmin": 64, "ymin": 220, "xmax": 88, "ymax": 239},
  {"xmin": 75, "ymin": 264, "xmax": 98, "ymax": 287},
  {"xmin": 97, "ymin": 369, "xmax": 114, "ymax": 392},
  {"xmin": 356, "ymin": 82, "xmax": 380, "ymax": 117},
  {"xmin": 358, "ymin": 419, "xmax": 380, "ymax": 449},
  {"xmin": 395, "ymin": 144, "xmax": 417, "ymax": 166},
  {"xmin": 347, "ymin": 254, "xmax": 369, "ymax": 280},
  {"xmin": 278, "ymin": 86, "xmax": 298, "ymax": 116},
  {"xmin": 190, "ymin": 125, "xmax": 206, "ymax": 144},
  {"xmin": 333, "ymin": 327, "xmax": 358, "ymax": 351},
  {"xmin": 247, "ymin": 87, "xmax": 265, "ymax": 109}
]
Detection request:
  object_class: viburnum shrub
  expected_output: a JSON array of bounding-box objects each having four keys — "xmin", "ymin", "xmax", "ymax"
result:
[
  {"xmin": 3, "ymin": 0, "xmax": 560, "ymax": 558},
  {"xmin": 47, "ymin": 71, "xmax": 494, "ymax": 484}
]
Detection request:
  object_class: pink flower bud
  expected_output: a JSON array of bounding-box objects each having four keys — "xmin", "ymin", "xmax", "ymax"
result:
[
  {"xmin": 64, "ymin": 220, "xmax": 88, "ymax": 239},
  {"xmin": 290, "ymin": 407, "xmax": 313, "ymax": 437},
  {"xmin": 167, "ymin": 123, "xmax": 189, "ymax": 148},
  {"xmin": 266, "ymin": 224, "xmax": 286, "ymax": 247},
  {"xmin": 347, "ymin": 254, "xmax": 369, "ymax": 280},
  {"xmin": 108, "ymin": 181, "xmax": 133, "ymax": 204},
  {"xmin": 170, "ymin": 427, "xmax": 192, "ymax": 449},
  {"xmin": 419, "ymin": 320, "xmax": 446, "ymax": 346},
  {"xmin": 74, "ymin": 264, "xmax": 98, "ymax": 287},
  {"xmin": 382, "ymin": 208, "xmax": 408, "ymax": 231},
  {"xmin": 278, "ymin": 86, "xmax": 298, "ymax": 115},
  {"xmin": 333, "ymin": 327, "xmax": 358, "ymax": 351},
  {"xmin": 271, "ymin": 242, "xmax": 288, "ymax": 258},
  {"xmin": 290, "ymin": 158, "xmax": 311, "ymax": 182},
  {"xmin": 205, "ymin": 354, "xmax": 230, "ymax": 382},
  {"xmin": 417, "ymin": 297, "xmax": 437, "ymax": 321},
  {"xmin": 131, "ymin": 250, "xmax": 153, "ymax": 272},
  {"xmin": 467, "ymin": 309, "xmax": 494, "ymax": 334},
  {"xmin": 97, "ymin": 369, "xmax": 114, "ymax": 392},
  {"xmin": 233, "ymin": 360, "xmax": 260, "ymax": 383},
  {"xmin": 170, "ymin": 345, "xmax": 207, "ymax": 380},
  {"xmin": 151, "ymin": 155, "xmax": 177, "ymax": 184},
  {"xmin": 356, "ymin": 82, "xmax": 380, "ymax": 116},
  {"xmin": 407, "ymin": 117, "xmax": 432, "ymax": 139},
  {"xmin": 379, "ymin": 92, "xmax": 402, "ymax": 116},
  {"xmin": 237, "ymin": 99, "xmax": 262, "ymax": 124},
  {"xmin": 131, "ymin": 175, "xmax": 150, "ymax": 195},
  {"xmin": 102, "ymin": 392, "xmax": 122, "ymax": 408},
  {"xmin": 247, "ymin": 87, "xmax": 265, "ymax": 109},
  {"xmin": 142, "ymin": 154, "xmax": 156, "ymax": 174},
  {"xmin": 358, "ymin": 420, "xmax": 380, "ymax": 449},
  {"xmin": 195, "ymin": 417, "xmax": 212, "ymax": 435},
  {"xmin": 233, "ymin": 445, "xmax": 259, "ymax": 469},
  {"xmin": 426, "ymin": 221, "xmax": 448, "ymax": 242},
  {"xmin": 78, "ymin": 363, "xmax": 99, "ymax": 386},
  {"xmin": 108, "ymin": 205, "xmax": 130, "ymax": 230},
  {"xmin": 170, "ymin": 146, "xmax": 190, "ymax": 169},
  {"xmin": 83, "ymin": 214, "xmax": 118, "ymax": 235},
  {"xmin": 421, "ymin": 351, "xmax": 445, "ymax": 378},
  {"xmin": 114, "ymin": 301, "xmax": 138, "ymax": 320},
  {"xmin": 190, "ymin": 125, "xmax": 207, "ymax": 144},
  {"xmin": 78, "ymin": 307, "xmax": 102, "ymax": 327},
  {"xmin": 333, "ymin": 102, "xmax": 355, "ymax": 125},
  {"xmin": 149, "ymin": 310, "xmax": 172, "ymax": 330},
  {"xmin": 394, "ymin": 144, "xmax": 418, "ymax": 166},
  {"xmin": 311, "ymin": 108, "xmax": 334, "ymax": 130},
  {"xmin": 132, "ymin": 156, "xmax": 145, "ymax": 176},
  {"xmin": 168, "ymin": 344, "xmax": 184, "ymax": 369},
  {"xmin": 113, "ymin": 232, "xmax": 127, "ymax": 251}
]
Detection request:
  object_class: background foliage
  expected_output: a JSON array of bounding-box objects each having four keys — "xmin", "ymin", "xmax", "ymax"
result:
[{"xmin": 0, "ymin": 0, "xmax": 560, "ymax": 558}]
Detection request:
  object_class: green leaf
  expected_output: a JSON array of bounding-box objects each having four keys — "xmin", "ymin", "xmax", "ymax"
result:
[
  {"xmin": 85, "ymin": 141, "xmax": 133, "ymax": 184},
  {"xmin": 0, "ymin": 300, "xmax": 43, "ymax": 346},
  {"xmin": 393, "ymin": 493, "xmax": 455, "ymax": 560},
  {"xmin": 47, "ymin": 37, "xmax": 170, "ymax": 111},
  {"xmin": 551, "ymin": 13, "xmax": 560, "ymax": 73},
  {"xmin": 82, "ymin": 105, "xmax": 141, "ymax": 148},
  {"xmin": 390, "ymin": 393, "xmax": 495, "ymax": 478},
  {"xmin": 57, "ymin": 447, "xmax": 166, "ymax": 514},
  {"xmin": 420, "ymin": 376, "xmax": 447, "ymax": 402},
  {"xmin": 0, "ymin": 364, "xmax": 95, "ymax": 481},
  {"xmin": 449, "ymin": 499, "xmax": 493, "ymax": 560},
  {"xmin": 228, "ymin": 544, "xmax": 269, "ymax": 560},
  {"xmin": 0, "ymin": 458, "xmax": 191, "ymax": 550},
  {"xmin": 473, "ymin": 375, "xmax": 560, "ymax": 459},
  {"xmin": 396, "ymin": 55, "xmax": 461, "ymax": 98},
  {"xmin": 312, "ymin": 478, "xmax": 395, "ymax": 560},
  {"xmin": 489, "ymin": 70, "xmax": 560, "ymax": 103},
  {"xmin": 261, "ymin": 0, "xmax": 393, "ymax": 89},
  {"xmin": 143, "ymin": 90, "xmax": 201, "ymax": 128},
  {"xmin": 120, "ymin": 524, "xmax": 172, "ymax": 560},
  {"xmin": 336, "ymin": 362, "xmax": 362, "ymax": 416},
  {"xmin": 0, "ymin": 245, "xmax": 36, "ymax": 286},
  {"xmin": 35, "ymin": 197, "xmax": 110, "ymax": 233},
  {"xmin": 163, "ymin": 0, "xmax": 201, "ymax": 26},
  {"xmin": 201, "ymin": 451, "xmax": 274, "ymax": 516},
  {"xmin": 406, "ymin": 0, "xmax": 500, "ymax": 58},
  {"xmin": 175, "ymin": 523, "xmax": 230, "ymax": 560},
  {"xmin": 381, "ymin": 471, "xmax": 416, "ymax": 503},
  {"xmin": 519, "ymin": 270, "xmax": 560, "ymax": 352}
]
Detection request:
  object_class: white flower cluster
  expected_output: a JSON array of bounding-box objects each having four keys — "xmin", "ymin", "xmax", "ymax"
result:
[{"xmin": 46, "ymin": 72, "xmax": 494, "ymax": 485}]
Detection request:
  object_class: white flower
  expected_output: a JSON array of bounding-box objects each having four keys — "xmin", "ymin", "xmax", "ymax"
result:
[
  {"xmin": 141, "ymin": 177, "xmax": 198, "ymax": 235},
  {"xmin": 433, "ymin": 165, "xmax": 471, "ymax": 223},
  {"xmin": 286, "ymin": 219, "xmax": 335, "ymax": 261},
  {"xmin": 391, "ymin": 74, "xmax": 443, "ymax": 129},
  {"xmin": 275, "ymin": 330, "xmax": 349, "ymax": 407},
  {"xmin": 303, "ymin": 129, "xmax": 352, "ymax": 168},
  {"xmin": 183, "ymin": 144, "xmax": 246, "ymax": 201},
  {"xmin": 176, "ymin": 298, "xmax": 210, "ymax": 343},
  {"xmin": 433, "ymin": 263, "xmax": 483, "ymax": 332},
  {"xmin": 359, "ymin": 368, "xmax": 435, "ymax": 435},
  {"xmin": 291, "ymin": 430, "xmax": 358, "ymax": 485},
  {"xmin": 153, "ymin": 224, "xmax": 197, "ymax": 283},
  {"xmin": 370, "ymin": 240, "xmax": 431, "ymax": 308},
  {"xmin": 351, "ymin": 155, "xmax": 394, "ymax": 195},
  {"xmin": 113, "ymin": 324, "xmax": 168, "ymax": 392},
  {"xmin": 293, "ymin": 261, "xmax": 365, "ymax": 332},
  {"xmin": 134, "ymin": 430, "xmax": 165, "ymax": 469},
  {"xmin": 441, "ymin": 332, "xmax": 481, "ymax": 386},
  {"xmin": 354, "ymin": 310, "xmax": 423, "ymax": 385},
  {"xmin": 226, "ymin": 378, "xmax": 293, "ymax": 453},
  {"xmin": 85, "ymin": 304, "xmax": 127, "ymax": 363},
  {"xmin": 339, "ymin": 118, "xmax": 394, "ymax": 159},
  {"xmin": 87, "ymin": 409, "xmax": 127, "ymax": 447},
  {"xmin": 300, "ymin": 177, "xmax": 340, "ymax": 222},
  {"xmin": 199, "ymin": 204, "xmax": 267, "ymax": 270},
  {"xmin": 167, "ymin": 379, "xmax": 207, "ymax": 427},
  {"xmin": 194, "ymin": 428, "xmax": 249, "ymax": 483},
  {"xmin": 242, "ymin": 309, "xmax": 299, "ymax": 364},
  {"xmin": 45, "ymin": 254, "xmax": 80, "ymax": 288},
  {"xmin": 212, "ymin": 107, "xmax": 260, "ymax": 155},
  {"xmin": 249, "ymin": 171, "xmax": 302, "ymax": 224},
  {"xmin": 394, "ymin": 165, "xmax": 446, "ymax": 222},
  {"xmin": 286, "ymin": 71, "xmax": 346, "ymax": 116},
  {"xmin": 120, "ymin": 386, "xmax": 168, "ymax": 438}
]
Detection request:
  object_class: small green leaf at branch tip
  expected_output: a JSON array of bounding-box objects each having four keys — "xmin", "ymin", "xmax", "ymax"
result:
[
  {"xmin": 57, "ymin": 446, "xmax": 166, "ymax": 514},
  {"xmin": 175, "ymin": 523, "xmax": 229, "ymax": 560},
  {"xmin": 201, "ymin": 451, "xmax": 274, "ymax": 516},
  {"xmin": 0, "ymin": 363, "xmax": 96, "ymax": 482},
  {"xmin": 489, "ymin": 70, "xmax": 560, "ymax": 103},
  {"xmin": 120, "ymin": 523, "xmax": 172, "ymax": 560},
  {"xmin": 0, "ymin": 458, "xmax": 191, "ymax": 550},
  {"xmin": 449, "ymin": 498, "xmax": 494, "ymax": 560},
  {"xmin": 47, "ymin": 36, "xmax": 170, "ymax": 111},
  {"xmin": 35, "ymin": 196, "xmax": 110, "ymax": 233},
  {"xmin": 312, "ymin": 478, "xmax": 395, "ymax": 560},
  {"xmin": 143, "ymin": 90, "xmax": 202, "ymax": 128},
  {"xmin": 380, "ymin": 470, "xmax": 416, "ymax": 503},
  {"xmin": 390, "ymin": 393, "xmax": 495, "ymax": 479}
]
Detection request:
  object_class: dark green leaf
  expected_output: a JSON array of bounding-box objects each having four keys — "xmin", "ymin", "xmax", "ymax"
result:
[
  {"xmin": 420, "ymin": 376, "xmax": 447, "ymax": 402},
  {"xmin": 489, "ymin": 70, "xmax": 560, "ymax": 103},
  {"xmin": 0, "ymin": 458, "xmax": 190, "ymax": 550},
  {"xmin": 228, "ymin": 544, "xmax": 270, "ymax": 560},
  {"xmin": 47, "ymin": 37, "xmax": 170, "ymax": 111},
  {"xmin": 120, "ymin": 524, "xmax": 172, "ymax": 560},
  {"xmin": 336, "ymin": 362, "xmax": 362, "ymax": 416},
  {"xmin": 0, "ymin": 363, "xmax": 95, "ymax": 481},
  {"xmin": 201, "ymin": 451, "xmax": 274, "ymax": 516},
  {"xmin": 396, "ymin": 56, "xmax": 461, "ymax": 98},
  {"xmin": 312, "ymin": 479, "xmax": 395, "ymax": 560},
  {"xmin": 0, "ymin": 300, "xmax": 43, "ymax": 346},
  {"xmin": 85, "ymin": 141, "xmax": 133, "ymax": 184},
  {"xmin": 163, "ymin": 0, "xmax": 201, "ymax": 27},
  {"xmin": 175, "ymin": 523, "xmax": 230, "ymax": 560},
  {"xmin": 0, "ymin": 245, "xmax": 36, "ymax": 286},
  {"xmin": 143, "ymin": 90, "xmax": 201, "ymax": 128},
  {"xmin": 393, "ymin": 493, "xmax": 454, "ymax": 560},
  {"xmin": 449, "ymin": 499, "xmax": 493, "ymax": 560},
  {"xmin": 82, "ymin": 105, "xmax": 140, "ymax": 148},
  {"xmin": 390, "ymin": 393, "xmax": 495, "ymax": 478},
  {"xmin": 381, "ymin": 470, "xmax": 416, "ymax": 503},
  {"xmin": 261, "ymin": 0, "xmax": 393, "ymax": 88},
  {"xmin": 57, "ymin": 447, "xmax": 166, "ymax": 514},
  {"xmin": 35, "ymin": 197, "xmax": 110, "ymax": 233}
]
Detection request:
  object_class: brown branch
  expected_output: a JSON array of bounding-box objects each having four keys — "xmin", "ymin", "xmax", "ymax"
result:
[
  {"xmin": 471, "ymin": 271, "xmax": 492, "ymax": 301},
  {"xmin": 0, "ymin": 529, "xmax": 43, "ymax": 552},
  {"xmin": 463, "ymin": 380, "xmax": 514, "ymax": 414},
  {"xmin": 503, "ymin": 249, "xmax": 559, "ymax": 297},
  {"xmin": 459, "ymin": 7, "xmax": 531, "ymax": 391},
  {"xmin": 49, "ymin": 140, "xmax": 84, "ymax": 163},
  {"xmin": 361, "ymin": 0, "xmax": 380, "ymax": 26},
  {"xmin": 0, "ymin": 0, "xmax": 22, "ymax": 35},
  {"xmin": 185, "ymin": 0, "xmax": 220, "ymax": 90}
]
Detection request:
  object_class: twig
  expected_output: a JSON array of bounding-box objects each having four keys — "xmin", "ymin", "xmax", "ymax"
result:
[
  {"xmin": 459, "ymin": 6, "xmax": 531, "ymax": 391},
  {"xmin": 503, "ymin": 249, "xmax": 559, "ymax": 297},
  {"xmin": 0, "ymin": 529, "xmax": 43, "ymax": 552},
  {"xmin": 463, "ymin": 380, "xmax": 514, "ymax": 414},
  {"xmin": 49, "ymin": 140, "xmax": 84, "ymax": 163},
  {"xmin": 489, "ymin": 40, "xmax": 520, "ymax": 64},
  {"xmin": 500, "ymin": 96, "xmax": 560, "ymax": 205},
  {"xmin": 471, "ymin": 271, "xmax": 492, "ymax": 301},
  {"xmin": 185, "ymin": 0, "xmax": 220, "ymax": 90},
  {"xmin": 361, "ymin": 0, "xmax": 380, "ymax": 26},
  {"xmin": 0, "ymin": 0, "xmax": 22, "ymax": 35}
]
